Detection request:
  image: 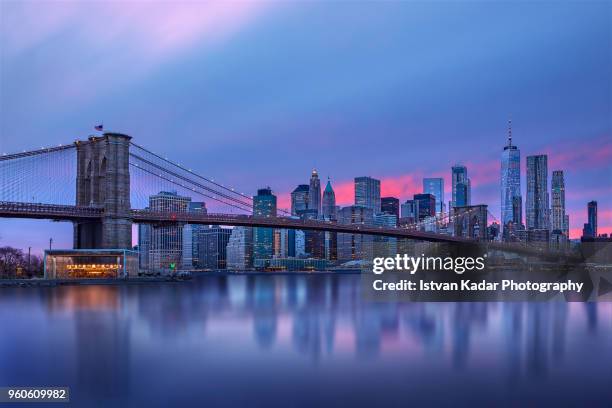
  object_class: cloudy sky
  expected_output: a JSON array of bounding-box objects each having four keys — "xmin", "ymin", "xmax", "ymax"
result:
[{"xmin": 1, "ymin": 0, "xmax": 610, "ymax": 252}]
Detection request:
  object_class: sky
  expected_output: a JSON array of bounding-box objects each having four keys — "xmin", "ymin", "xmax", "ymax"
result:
[{"xmin": 0, "ymin": 0, "xmax": 611, "ymax": 253}]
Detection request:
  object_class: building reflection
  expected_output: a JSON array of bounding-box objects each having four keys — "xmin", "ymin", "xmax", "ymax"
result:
[{"xmin": 37, "ymin": 274, "xmax": 606, "ymax": 389}]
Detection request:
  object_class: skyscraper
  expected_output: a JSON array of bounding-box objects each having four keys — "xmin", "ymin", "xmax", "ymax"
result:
[
  {"xmin": 308, "ymin": 169, "xmax": 321, "ymax": 216},
  {"xmin": 526, "ymin": 155, "xmax": 550, "ymax": 230},
  {"xmin": 322, "ymin": 178, "xmax": 337, "ymax": 220},
  {"xmin": 199, "ymin": 227, "xmax": 232, "ymax": 269},
  {"xmin": 500, "ymin": 120, "xmax": 521, "ymax": 230},
  {"xmin": 253, "ymin": 187, "xmax": 277, "ymax": 261},
  {"xmin": 583, "ymin": 200, "xmax": 598, "ymax": 238},
  {"xmin": 452, "ymin": 165, "xmax": 470, "ymax": 208},
  {"xmin": 414, "ymin": 193, "xmax": 436, "ymax": 221},
  {"xmin": 355, "ymin": 176, "xmax": 381, "ymax": 214},
  {"xmin": 226, "ymin": 227, "xmax": 253, "ymax": 270},
  {"xmin": 181, "ymin": 201, "xmax": 207, "ymax": 269},
  {"xmin": 143, "ymin": 191, "xmax": 191, "ymax": 272},
  {"xmin": 551, "ymin": 170, "xmax": 569, "ymax": 237},
  {"xmin": 291, "ymin": 184, "xmax": 309, "ymax": 216},
  {"xmin": 337, "ymin": 205, "xmax": 374, "ymax": 261},
  {"xmin": 423, "ymin": 178, "xmax": 444, "ymax": 215},
  {"xmin": 381, "ymin": 196, "xmax": 400, "ymax": 221}
]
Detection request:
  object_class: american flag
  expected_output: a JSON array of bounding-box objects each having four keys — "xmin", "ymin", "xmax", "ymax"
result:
[{"xmin": 94, "ymin": 124, "xmax": 103, "ymax": 131}]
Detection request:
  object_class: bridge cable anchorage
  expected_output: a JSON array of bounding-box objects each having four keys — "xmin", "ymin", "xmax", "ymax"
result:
[
  {"xmin": 129, "ymin": 163, "xmax": 253, "ymax": 213},
  {"xmin": 129, "ymin": 152, "xmax": 254, "ymax": 210}
]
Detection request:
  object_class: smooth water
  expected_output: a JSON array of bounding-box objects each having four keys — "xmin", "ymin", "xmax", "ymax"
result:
[{"xmin": 1, "ymin": 274, "xmax": 611, "ymax": 407}]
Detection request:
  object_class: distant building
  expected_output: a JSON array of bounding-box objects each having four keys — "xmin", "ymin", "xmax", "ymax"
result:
[
  {"xmin": 297, "ymin": 208, "xmax": 324, "ymax": 259},
  {"xmin": 551, "ymin": 170, "xmax": 569, "ymax": 238},
  {"xmin": 354, "ymin": 176, "xmax": 381, "ymax": 214},
  {"xmin": 423, "ymin": 178, "xmax": 444, "ymax": 215},
  {"xmin": 374, "ymin": 213, "xmax": 398, "ymax": 257},
  {"xmin": 582, "ymin": 201, "xmax": 598, "ymax": 238},
  {"xmin": 337, "ymin": 205, "xmax": 374, "ymax": 261},
  {"xmin": 500, "ymin": 120, "xmax": 521, "ymax": 233},
  {"xmin": 290, "ymin": 184, "xmax": 309, "ymax": 216},
  {"xmin": 452, "ymin": 165, "xmax": 471, "ymax": 208},
  {"xmin": 526, "ymin": 155, "xmax": 550, "ymax": 230},
  {"xmin": 253, "ymin": 187, "xmax": 277, "ymax": 261},
  {"xmin": 401, "ymin": 199, "xmax": 419, "ymax": 219},
  {"xmin": 308, "ymin": 169, "xmax": 321, "ymax": 216},
  {"xmin": 381, "ymin": 197, "xmax": 400, "ymax": 222},
  {"xmin": 226, "ymin": 227, "xmax": 253, "ymax": 270},
  {"xmin": 322, "ymin": 178, "xmax": 337, "ymax": 220},
  {"xmin": 413, "ymin": 193, "xmax": 436, "ymax": 221}
]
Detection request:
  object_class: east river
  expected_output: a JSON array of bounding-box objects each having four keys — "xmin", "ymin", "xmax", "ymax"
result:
[{"xmin": 1, "ymin": 273, "xmax": 611, "ymax": 407}]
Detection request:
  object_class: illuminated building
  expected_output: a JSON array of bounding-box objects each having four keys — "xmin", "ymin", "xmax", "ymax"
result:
[
  {"xmin": 500, "ymin": 120, "xmax": 521, "ymax": 232},
  {"xmin": 44, "ymin": 249, "xmax": 138, "ymax": 279},
  {"xmin": 355, "ymin": 176, "xmax": 381, "ymax": 214}
]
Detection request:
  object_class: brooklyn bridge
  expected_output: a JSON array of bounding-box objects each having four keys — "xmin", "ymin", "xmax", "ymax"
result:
[{"xmin": 0, "ymin": 132, "xmax": 577, "ymax": 261}]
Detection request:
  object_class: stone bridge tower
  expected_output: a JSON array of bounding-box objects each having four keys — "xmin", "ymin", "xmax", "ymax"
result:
[{"xmin": 74, "ymin": 133, "xmax": 132, "ymax": 249}]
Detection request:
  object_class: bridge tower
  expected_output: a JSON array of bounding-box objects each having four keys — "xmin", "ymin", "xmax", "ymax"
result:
[{"xmin": 73, "ymin": 133, "xmax": 132, "ymax": 249}]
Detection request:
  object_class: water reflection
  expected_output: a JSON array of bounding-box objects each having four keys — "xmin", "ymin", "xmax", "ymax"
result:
[{"xmin": 1, "ymin": 274, "xmax": 611, "ymax": 407}]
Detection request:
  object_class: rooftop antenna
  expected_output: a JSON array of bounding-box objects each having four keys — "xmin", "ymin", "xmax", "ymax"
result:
[{"xmin": 507, "ymin": 117, "xmax": 512, "ymax": 147}]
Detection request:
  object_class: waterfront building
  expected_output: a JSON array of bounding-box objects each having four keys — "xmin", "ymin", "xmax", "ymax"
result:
[
  {"xmin": 423, "ymin": 178, "xmax": 444, "ymax": 216},
  {"xmin": 337, "ymin": 205, "xmax": 374, "ymax": 261},
  {"xmin": 267, "ymin": 257, "xmax": 328, "ymax": 271},
  {"xmin": 452, "ymin": 165, "xmax": 471, "ymax": 208},
  {"xmin": 143, "ymin": 191, "xmax": 191, "ymax": 272},
  {"xmin": 526, "ymin": 155, "xmax": 550, "ymax": 230},
  {"xmin": 308, "ymin": 169, "xmax": 321, "ymax": 216},
  {"xmin": 200, "ymin": 227, "xmax": 232, "ymax": 269},
  {"xmin": 322, "ymin": 178, "xmax": 337, "ymax": 220},
  {"xmin": 551, "ymin": 170, "xmax": 569, "ymax": 238},
  {"xmin": 355, "ymin": 176, "xmax": 381, "ymax": 214},
  {"xmin": 226, "ymin": 227, "xmax": 253, "ymax": 270},
  {"xmin": 253, "ymin": 187, "xmax": 277, "ymax": 261},
  {"xmin": 291, "ymin": 184, "xmax": 309, "ymax": 216},
  {"xmin": 381, "ymin": 196, "xmax": 400, "ymax": 222},
  {"xmin": 500, "ymin": 120, "xmax": 521, "ymax": 232},
  {"xmin": 181, "ymin": 201, "xmax": 207, "ymax": 269},
  {"xmin": 413, "ymin": 193, "xmax": 436, "ymax": 221}
]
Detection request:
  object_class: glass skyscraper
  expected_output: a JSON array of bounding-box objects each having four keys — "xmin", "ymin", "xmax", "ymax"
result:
[
  {"xmin": 500, "ymin": 121, "xmax": 521, "ymax": 230},
  {"xmin": 253, "ymin": 187, "xmax": 277, "ymax": 261},
  {"xmin": 355, "ymin": 176, "xmax": 381, "ymax": 214},
  {"xmin": 451, "ymin": 165, "xmax": 470, "ymax": 208},
  {"xmin": 290, "ymin": 184, "xmax": 309, "ymax": 216},
  {"xmin": 423, "ymin": 178, "xmax": 444, "ymax": 215},
  {"xmin": 526, "ymin": 155, "xmax": 550, "ymax": 230}
]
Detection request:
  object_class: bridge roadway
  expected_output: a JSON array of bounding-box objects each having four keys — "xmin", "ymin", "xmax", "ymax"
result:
[
  {"xmin": 0, "ymin": 201, "xmax": 466, "ymax": 242},
  {"xmin": 0, "ymin": 201, "xmax": 583, "ymax": 260}
]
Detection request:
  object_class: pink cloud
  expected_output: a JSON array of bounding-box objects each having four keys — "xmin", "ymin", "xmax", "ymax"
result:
[{"xmin": 1, "ymin": 1, "xmax": 271, "ymax": 105}]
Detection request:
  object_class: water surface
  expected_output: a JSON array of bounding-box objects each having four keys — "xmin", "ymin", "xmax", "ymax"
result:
[{"xmin": 1, "ymin": 274, "xmax": 611, "ymax": 407}]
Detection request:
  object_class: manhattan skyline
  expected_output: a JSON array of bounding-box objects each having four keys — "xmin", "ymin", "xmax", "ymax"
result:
[{"xmin": 0, "ymin": 0, "xmax": 610, "ymax": 252}]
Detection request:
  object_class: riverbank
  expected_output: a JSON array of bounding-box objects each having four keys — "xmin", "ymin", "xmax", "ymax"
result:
[{"xmin": 0, "ymin": 269, "xmax": 363, "ymax": 287}]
